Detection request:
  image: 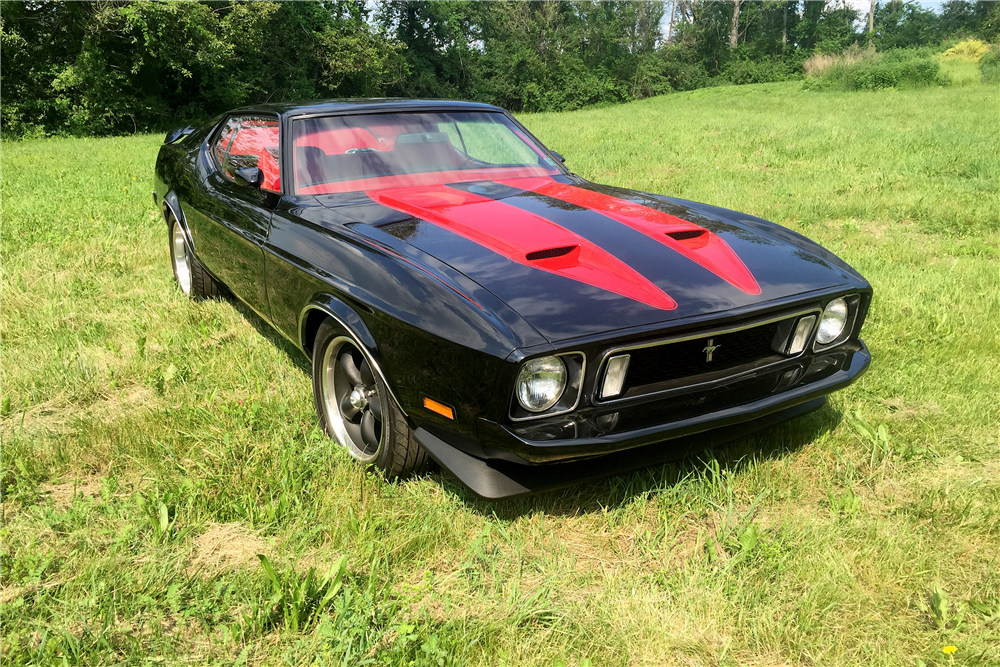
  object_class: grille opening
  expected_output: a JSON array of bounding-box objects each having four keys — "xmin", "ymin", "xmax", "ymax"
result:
[
  {"xmin": 666, "ymin": 229, "xmax": 707, "ymax": 241},
  {"xmin": 526, "ymin": 245, "xmax": 577, "ymax": 261},
  {"xmin": 609, "ymin": 320, "xmax": 786, "ymax": 399}
]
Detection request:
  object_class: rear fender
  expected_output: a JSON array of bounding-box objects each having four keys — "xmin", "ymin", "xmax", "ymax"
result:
[
  {"xmin": 164, "ymin": 126, "xmax": 195, "ymax": 145},
  {"xmin": 162, "ymin": 191, "xmax": 194, "ymax": 251}
]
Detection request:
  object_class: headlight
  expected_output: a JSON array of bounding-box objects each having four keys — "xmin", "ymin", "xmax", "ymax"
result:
[
  {"xmin": 516, "ymin": 356, "xmax": 567, "ymax": 412},
  {"xmin": 816, "ymin": 298, "xmax": 849, "ymax": 345}
]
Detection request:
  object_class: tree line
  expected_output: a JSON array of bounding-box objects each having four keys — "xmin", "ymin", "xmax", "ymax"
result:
[{"xmin": 1, "ymin": 0, "xmax": 997, "ymax": 138}]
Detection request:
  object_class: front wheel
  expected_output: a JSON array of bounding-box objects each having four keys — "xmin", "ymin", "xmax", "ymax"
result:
[{"xmin": 312, "ymin": 320, "xmax": 429, "ymax": 479}]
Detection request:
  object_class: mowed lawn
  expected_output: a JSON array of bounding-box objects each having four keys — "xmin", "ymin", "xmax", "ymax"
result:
[{"xmin": 2, "ymin": 81, "xmax": 998, "ymax": 666}]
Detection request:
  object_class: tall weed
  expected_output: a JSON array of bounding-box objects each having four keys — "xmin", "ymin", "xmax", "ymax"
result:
[
  {"xmin": 804, "ymin": 44, "xmax": 877, "ymax": 78},
  {"xmin": 805, "ymin": 47, "xmax": 947, "ymax": 91}
]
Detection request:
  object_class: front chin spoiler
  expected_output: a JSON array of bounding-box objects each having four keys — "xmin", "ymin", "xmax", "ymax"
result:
[{"xmin": 415, "ymin": 397, "xmax": 825, "ymax": 501}]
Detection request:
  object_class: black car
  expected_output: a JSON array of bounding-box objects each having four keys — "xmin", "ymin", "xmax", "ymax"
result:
[{"xmin": 153, "ymin": 99, "xmax": 871, "ymax": 500}]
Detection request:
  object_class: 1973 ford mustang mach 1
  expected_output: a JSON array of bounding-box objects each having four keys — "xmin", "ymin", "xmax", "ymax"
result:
[{"xmin": 153, "ymin": 99, "xmax": 871, "ymax": 500}]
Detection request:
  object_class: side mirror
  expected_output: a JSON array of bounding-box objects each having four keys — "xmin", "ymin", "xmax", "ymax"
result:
[
  {"xmin": 550, "ymin": 151, "xmax": 566, "ymax": 163},
  {"xmin": 234, "ymin": 166, "xmax": 264, "ymax": 188}
]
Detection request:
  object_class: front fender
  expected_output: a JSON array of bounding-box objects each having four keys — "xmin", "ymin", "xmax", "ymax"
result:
[
  {"xmin": 298, "ymin": 296, "xmax": 409, "ymax": 417},
  {"xmin": 265, "ymin": 203, "xmax": 526, "ymax": 438},
  {"xmin": 298, "ymin": 294, "xmax": 379, "ymax": 354}
]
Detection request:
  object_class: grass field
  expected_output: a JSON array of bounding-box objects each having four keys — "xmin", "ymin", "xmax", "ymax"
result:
[{"xmin": 2, "ymin": 81, "xmax": 998, "ymax": 666}]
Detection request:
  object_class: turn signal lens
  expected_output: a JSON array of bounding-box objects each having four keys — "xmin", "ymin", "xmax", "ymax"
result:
[
  {"xmin": 787, "ymin": 315, "xmax": 817, "ymax": 355},
  {"xmin": 423, "ymin": 397, "xmax": 454, "ymax": 420},
  {"xmin": 817, "ymin": 298, "xmax": 849, "ymax": 345},
  {"xmin": 601, "ymin": 354, "xmax": 631, "ymax": 398},
  {"xmin": 516, "ymin": 356, "xmax": 567, "ymax": 412}
]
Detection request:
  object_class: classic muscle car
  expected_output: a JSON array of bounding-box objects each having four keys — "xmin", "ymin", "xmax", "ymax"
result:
[{"xmin": 153, "ymin": 99, "xmax": 871, "ymax": 500}]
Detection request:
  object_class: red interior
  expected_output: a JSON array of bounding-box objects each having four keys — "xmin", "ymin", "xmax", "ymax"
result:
[
  {"xmin": 229, "ymin": 121, "xmax": 281, "ymax": 192},
  {"xmin": 296, "ymin": 127, "xmax": 388, "ymax": 154}
]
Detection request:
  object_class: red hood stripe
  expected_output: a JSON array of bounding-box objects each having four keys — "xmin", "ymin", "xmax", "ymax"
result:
[
  {"xmin": 367, "ymin": 185, "xmax": 677, "ymax": 310},
  {"xmin": 498, "ymin": 178, "xmax": 762, "ymax": 295}
]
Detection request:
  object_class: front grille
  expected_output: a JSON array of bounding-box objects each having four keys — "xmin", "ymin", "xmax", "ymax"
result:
[{"xmin": 605, "ymin": 318, "xmax": 792, "ymax": 400}]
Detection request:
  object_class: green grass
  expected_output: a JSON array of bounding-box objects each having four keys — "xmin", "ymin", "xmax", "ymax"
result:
[
  {"xmin": 2, "ymin": 81, "xmax": 999, "ymax": 666},
  {"xmin": 939, "ymin": 58, "xmax": 982, "ymax": 87}
]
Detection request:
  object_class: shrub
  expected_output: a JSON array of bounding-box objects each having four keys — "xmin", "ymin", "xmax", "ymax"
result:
[
  {"xmin": 805, "ymin": 48, "xmax": 947, "ymax": 91},
  {"xmin": 722, "ymin": 57, "xmax": 798, "ymax": 85},
  {"xmin": 980, "ymin": 46, "xmax": 1000, "ymax": 84},
  {"xmin": 804, "ymin": 44, "xmax": 877, "ymax": 78},
  {"xmin": 942, "ymin": 39, "xmax": 990, "ymax": 62}
]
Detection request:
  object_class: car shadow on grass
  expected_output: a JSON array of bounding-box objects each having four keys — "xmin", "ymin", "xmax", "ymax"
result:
[
  {"xmin": 226, "ymin": 298, "xmax": 312, "ymax": 375},
  {"xmin": 442, "ymin": 401, "xmax": 844, "ymax": 519}
]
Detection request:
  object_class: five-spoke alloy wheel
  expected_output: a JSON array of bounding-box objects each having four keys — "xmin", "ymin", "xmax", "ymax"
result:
[
  {"xmin": 312, "ymin": 320, "xmax": 430, "ymax": 478},
  {"xmin": 320, "ymin": 336, "xmax": 385, "ymax": 462}
]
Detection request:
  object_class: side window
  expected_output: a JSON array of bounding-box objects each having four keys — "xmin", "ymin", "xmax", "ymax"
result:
[
  {"xmin": 211, "ymin": 115, "xmax": 281, "ymax": 193},
  {"xmin": 213, "ymin": 117, "xmax": 240, "ymax": 168}
]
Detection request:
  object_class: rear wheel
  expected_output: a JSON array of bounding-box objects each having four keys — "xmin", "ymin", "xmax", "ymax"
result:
[
  {"xmin": 169, "ymin": 217, "xmax": 225, "ymax": 299},
  {"xmin": 312, "ymin": 320, "xmax": 429, "ymax": 479},
  {"xmin": 170, "ymin": 220, "xmax": 193, "ymax": 295}
]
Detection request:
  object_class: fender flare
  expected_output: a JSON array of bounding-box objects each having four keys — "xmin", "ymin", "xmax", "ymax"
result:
[
  {"xmin": 162, "ymin": 192, "xmax": 195, "ymax": 252},
  {"xmin": 298, "ymin": 295, "xmax": 408, "ymax": 417}
]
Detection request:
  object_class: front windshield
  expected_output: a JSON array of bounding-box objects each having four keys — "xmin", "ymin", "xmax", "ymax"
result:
[{"xmin": 292, "ymin": 111, "xmax": 562, "ymax": 195}]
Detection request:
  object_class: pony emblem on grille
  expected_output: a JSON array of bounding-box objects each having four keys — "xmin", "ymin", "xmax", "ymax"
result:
[{"xmin": 703, "ymin": 338, "xmax": 721, "ymax": 362}]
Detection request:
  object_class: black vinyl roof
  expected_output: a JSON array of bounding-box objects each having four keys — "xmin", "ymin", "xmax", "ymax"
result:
[{"xmin": 232, "ymin": 98, "xmax": 503, "ymax": 118}]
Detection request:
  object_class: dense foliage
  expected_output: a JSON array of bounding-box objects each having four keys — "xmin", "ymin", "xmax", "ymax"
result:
[
  {"xmin": 980, "ymin": 44, "xmax": 1000, "ymax": 83},
  {"xmin": 2, "ymin": 0, "xmax": 998, "ymax": 137},
  {"xmin": 803, "ymin": 46, "xmax": 947, "ymax": 91}
]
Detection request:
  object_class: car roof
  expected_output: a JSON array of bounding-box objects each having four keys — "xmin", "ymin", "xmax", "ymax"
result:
[{"xmin": 229, "ymin": 98, "xmax": 504, "ymax": 118}]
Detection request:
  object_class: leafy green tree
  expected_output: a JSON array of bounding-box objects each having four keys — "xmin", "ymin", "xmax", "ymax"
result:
[
  {"xmin": 0, "ymin": 1, "xmax": 405, "ymax": 136},
  {"xmin": 376, "ymin": 1, "xmax": 481, "ymax": 100},
  {"xmin": 2, "ymin": 0, "xmax": 993, "ymax": 139},
  {"xmin": 813, "ymin": 2, "xmax": 861, "ymax": 53},
  {"xmin": 874, "ymin": 1, "xmax": 941, "ymax": 49}
]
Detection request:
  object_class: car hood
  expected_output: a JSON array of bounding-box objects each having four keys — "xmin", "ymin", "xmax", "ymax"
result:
[{"xmin": 322, "ymin": 175, "xmax": 863, "ymax": 344}]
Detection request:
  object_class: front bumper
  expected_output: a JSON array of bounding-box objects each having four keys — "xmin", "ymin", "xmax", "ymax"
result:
[{"xmin": 415, "ymin": 339, "xmax": 870, "ymax": 500}]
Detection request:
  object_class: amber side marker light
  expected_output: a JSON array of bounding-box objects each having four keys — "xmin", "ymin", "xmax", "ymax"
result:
[{"xmin": 423, "ymin": 397, "xmax": 455, "ymax": 420}]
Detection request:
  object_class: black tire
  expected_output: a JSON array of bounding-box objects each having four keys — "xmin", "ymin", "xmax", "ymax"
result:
[
  {"xmin": 168, "ymin": 216, "xmax": 226, "ymax": 300},
  {"xmin": 311, "ymin": 320, "xmax": 430, "ymax": 479}
]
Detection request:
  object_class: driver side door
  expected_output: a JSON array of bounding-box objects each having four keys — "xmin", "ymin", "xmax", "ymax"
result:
[{"xmin": 186, "ymin": 114, "xmax": 282, "ymax": 319}]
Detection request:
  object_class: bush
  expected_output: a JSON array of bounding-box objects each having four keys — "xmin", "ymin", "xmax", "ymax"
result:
[
  {"xmin": 722, "ymin": 57, "xmax": 799, "ymax": 85},
  {"xmin": 805, "ymin": 48, "xmax": 947, "ymax": 91},
  {"xmin": 980, "ymin": 46, "xmax": 1000, "ymax": 84},
  {"xmin": 942, "ymin": 39, "xmax": 990, "ymax": 62},
  {"xmin": 804, "ymin": 44, "xmax": 877, "ymax": 78}
]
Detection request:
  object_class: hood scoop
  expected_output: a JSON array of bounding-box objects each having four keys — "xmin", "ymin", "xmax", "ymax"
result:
[
  {"xmin": 366, "ymin": 185, "xmax": 677, "ymax": 310},
  {"xmin": 666, "ymin": 229, "xmax": 705, "ymax": 241},
  {"xmin": 496, "ymin": 178, "xmax": 761, "ymax": 296},
  {"xmin": 666, "ymin": 229, "xmax": 711, "ymax": 250},
  {"xmin": 526, "ymin": 245, "xmax": 577, "ymax": 261}
]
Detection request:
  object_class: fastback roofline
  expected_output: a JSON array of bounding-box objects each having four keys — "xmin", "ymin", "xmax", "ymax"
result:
[{"xmin": 230, "ymin": 98, "xmax": 503, "ymax": 119}]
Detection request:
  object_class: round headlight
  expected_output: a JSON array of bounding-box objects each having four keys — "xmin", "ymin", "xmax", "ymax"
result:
[
  {"xmin": 816, "ymin": 298, "xmax": 849, "ymax": 345},
  {"xmin": 516, "ymin": 356, "xmax": 567, "ymax": 412}
]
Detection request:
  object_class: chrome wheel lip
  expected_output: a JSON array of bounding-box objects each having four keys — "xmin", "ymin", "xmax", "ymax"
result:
[
  {"xmin": 320, "ymin": 336, "xmax": 385, "ymax": 463},
  {"xmin": 172, "ymin": 223, "xmax": 192, "ymax": 294}
]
